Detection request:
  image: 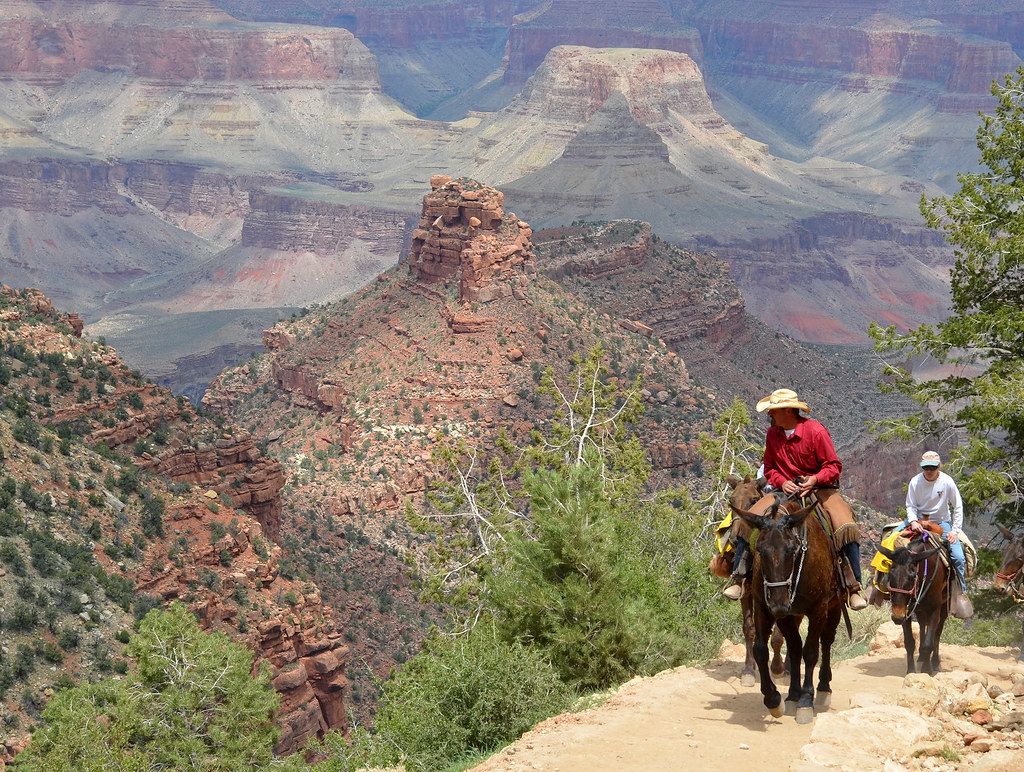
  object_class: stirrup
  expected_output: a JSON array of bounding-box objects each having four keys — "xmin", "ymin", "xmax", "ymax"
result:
[
  {"xmin": 847, "ymin": 585, "xmax": 867, "ymax": 610},
  {"xmin": 723, "ymin": 578, "xmax": 745, "ymax": 600}
]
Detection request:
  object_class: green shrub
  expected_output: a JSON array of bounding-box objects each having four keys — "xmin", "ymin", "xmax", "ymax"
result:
[
  {"xmin": 13, "ymin": 603, "xmax": 282, "ymax": 770},
  {"xmin": 317, "ymin": 624, "xmax": 573, "ymax": 772}
]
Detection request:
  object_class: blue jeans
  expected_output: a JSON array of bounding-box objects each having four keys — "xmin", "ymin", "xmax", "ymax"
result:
[{"xmin": 904, "ymin": 519, "xmax": 966, "ymax": 590}]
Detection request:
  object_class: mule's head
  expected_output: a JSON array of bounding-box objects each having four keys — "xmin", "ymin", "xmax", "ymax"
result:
[
  {"xmin": 727, "ymin": 473, "xmax": 763, "ymax": 512},
  {"xmin": 879, "ymin": 537, "xmax": 940, "ymax": 623},
  {"xmin": 994, "ymin": 524, "xmax": 1024, "ymax": 596},
  {"xmin": 733, "ymin": 498, "xmax": 816, "ymax": 616}
]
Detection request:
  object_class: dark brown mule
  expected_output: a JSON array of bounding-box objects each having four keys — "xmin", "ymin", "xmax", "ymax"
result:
[
  {"xmin": 878, "ymin": 532, "xmax": 948, "ymax": 675},
  {"xmin": 733, "ymin": 494, "xmax": 842, "ymax": 724},
  {"xmin": 726, "ymin": 475, "xmax": 787, "ymax": 687},
  {"xmin": 992, "ymin": 524, "xmax": 1024, "ymax": 662}
]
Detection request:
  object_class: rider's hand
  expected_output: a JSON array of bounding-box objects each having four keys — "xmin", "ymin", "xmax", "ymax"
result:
[
  {"xmin": 781, "ymin": 478, "xmax": 799, "ymax": 495},
  {"xmin": 908, "ymin": 520, "xmax": 923, "ymax": 533},
  {"xmin": 796, "ymin": 475, "xmax": 817, "ymax": 496},
  {"xmin": 948, "ymin": 531, "xmax": 960, "ymax": 544}
]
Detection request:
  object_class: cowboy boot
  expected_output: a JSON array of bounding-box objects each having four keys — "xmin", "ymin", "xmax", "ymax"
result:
[
  {"xmin": 722, "ymin": 574, "xmax": 745, "ymax": 600},
  {"xmin": 722, "ymin": 539, "xmax": 750, "ymax": 600}
]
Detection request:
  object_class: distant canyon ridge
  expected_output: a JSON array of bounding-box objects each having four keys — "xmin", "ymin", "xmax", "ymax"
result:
[{"xmin": 1, "ymin": 0, "xmax": 1022, "ymax": 397}]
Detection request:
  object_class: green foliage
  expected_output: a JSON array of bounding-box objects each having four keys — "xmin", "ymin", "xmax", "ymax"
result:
[
  {"xmin": 489, "ymin": 459, "xmax": 688, "ymax": 689},
  {"xmin": 424, "ymin": 346, "xmax": 733, "ymax": 687},
  {"xmin": 869, "ymin": 67, "xmax": 1024, "ymax": 526},
  {"xmin": 12, "ymin": 602, "xmax": 282, "ymax": 771},
  {"xmin": 314, "ymin": 624, "xmax": 573, "ymax": 772}
]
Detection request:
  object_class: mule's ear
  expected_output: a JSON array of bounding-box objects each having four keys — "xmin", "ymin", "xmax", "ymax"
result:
[
  {"xmin": 878, "ymin": 546, "xmax": 896, "ymax": 561},
  {"xmin": 781, "ymin": 501, "xmax": 815, "ymax": 528},
  {"xmin": 997, "ymin": 524, "xmax": 1015, "ymax": 540},
  {"xmin": 730, "ymin": 504, "xmax": 769, "ymax": 532},
  {"xmin": 914, "ymin": 547, "xmax": 942, "ymax": 562},
  {"xmin": 727, "ymin": 474, "xmax": 740, "ymax": 489},
  {"xmin": 756, "ymin": 475, "xmax": 768, "ymax": 491}
]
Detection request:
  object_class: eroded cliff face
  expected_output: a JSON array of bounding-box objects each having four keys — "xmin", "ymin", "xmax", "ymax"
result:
[
  {"xmin": 242, "ymin": 192, "xmax": 415, "ymax": 254},
  {"xmin": 536, "ymin": 220, "xmax": 746, "ymax": 351},
  {"xmin": 693, "ymin": 7, "xmax": 1020, "ymax": 110},
  {"xmin": 0, "ymin": 286, "xmax": 350, "ymax": 758}
]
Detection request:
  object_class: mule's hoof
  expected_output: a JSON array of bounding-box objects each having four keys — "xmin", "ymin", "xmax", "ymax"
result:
[
  {"xmin": 740, "ymin": 672, "xmax": 756, "ymax": 687},
  {"xmin": 796, "ymin": 706, "xmax": 815, "ymax": 724},
  {"xmin": 769, "ymin": 704, "xmax": 784, "ymax": 718},
  {"xmin": 784, "ymin": 700, "xmax": 798, "ymax": 716},
  {"xmin": 814, "ymin": 692, "xmax": 831, "ymax": 711}
]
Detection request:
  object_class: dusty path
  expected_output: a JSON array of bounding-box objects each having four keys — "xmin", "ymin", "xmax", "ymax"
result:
[{"xmin": 469, "ymin": 637, "xmax": 1024, "ymax": 772}]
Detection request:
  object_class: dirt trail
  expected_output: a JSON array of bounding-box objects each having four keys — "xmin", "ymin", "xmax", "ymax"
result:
[{"xmin": 469, "ymin": 639, "xmax": 1024, "ymax": 772}]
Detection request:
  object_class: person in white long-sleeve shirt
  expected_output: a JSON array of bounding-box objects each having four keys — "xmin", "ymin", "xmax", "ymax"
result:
[{"xmin": 904, "ymin": 451, "xmax": 971, "ymax": 618}]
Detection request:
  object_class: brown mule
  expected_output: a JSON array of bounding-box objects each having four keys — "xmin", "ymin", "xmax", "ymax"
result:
[
  {"xmin": 733, "ymin": 493, "xmax": 842, "ymax": 724},
  {"xmin": 726, "ymin": 475, "xmax": 788, "ymax": 687},
  {"xmin": 993, "ymin": 524, "xmax": 1024, "ymax": 662},
  {"xmin": 879, "ymin": 533, "xmax": 948, "ymax": 675}
]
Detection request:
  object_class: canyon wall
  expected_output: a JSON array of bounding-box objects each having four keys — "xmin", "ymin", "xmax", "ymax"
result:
[
  {"xmin": 0, "ymin": 0, "xmax": 379, "ymax": 84},
  {"xmin": 242, "ymin": 192, "xmax": 416, "ymax": 254}
]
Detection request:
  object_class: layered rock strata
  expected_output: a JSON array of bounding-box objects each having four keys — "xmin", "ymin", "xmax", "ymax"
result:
[
  {"xmin": 504, "ymin": 0, "xmax": 704, "ymax": 85},
  {"xmin": 0, "ymin": 0, "xmax": 378, "ymax": 84}
]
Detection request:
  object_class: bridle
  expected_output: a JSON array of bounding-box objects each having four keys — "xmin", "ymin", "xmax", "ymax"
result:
[
  {"xmin": 762, "ymin": 491, "xmax": 809, "ymax": 607},
  {"xmin": 995, "ymin": 548, "xmax": 1024, "ymax": 600},
  {"xmin": 888, "ymin": 532, "xmax": 940, "ymax": 617}
]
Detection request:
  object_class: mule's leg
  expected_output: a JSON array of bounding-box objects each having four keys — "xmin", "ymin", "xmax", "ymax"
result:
[
  {"xmin": 753, "ymin": 610, "xmax": 782, "ymax": 717},
  {"xmin": 795, "ymin": 611, "xmax": 824, "ymax": 724},
  {"xmin": 918, "ymin": 612, "xmax": 935, "ymax": 676},
  {"xmin": 815, "ymin": 602, "xmax": 841, "ymax": 712},
  {"xmin": 931, "ymin": 607, "xmax": 948, "ymax": 674},
  {"xmin": 776, "ymin": 617, "xmax": 803, "ymax": 717},
  {"xmin": 770, "ymin": 623, "xmax": 786, "ymax": 677},
  {"xmin": 903, "ymin": 619, "xmax": 917, "ymax": 674},
  {"xmin": 741, "ymin": 592, "xmax": 757, "ymax": 686}
]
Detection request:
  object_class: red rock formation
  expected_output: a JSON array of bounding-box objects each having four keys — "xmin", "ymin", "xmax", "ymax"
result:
[
  {"xmin": 692, "ymin": 4, "xmax": 1021, "ymax": 108},
  {"xmin": 0, "ymin": 286, "xmax": 349, "ymax": 758},
  {"xmin": 541, "ymin": 222, "xmax": 652, "ymax": 281},
  {"xmin": 408, "ymin": 176, "xmax": 536, "ymax": 304},
  {"xmin": 134, "ymin": 498, "xmax": 349, "ymax": 755},
  {"xmin": 263, "ymin": 328, "xmax": 296, "ymax": 350},
  {"xmin": 141, "ymin": 431, "xmax": 285, "ymax": 541}
]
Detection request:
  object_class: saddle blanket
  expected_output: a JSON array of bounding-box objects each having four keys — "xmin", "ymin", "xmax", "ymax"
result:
[{"xmin": 870, "ymin": 522, "xmax": 976, "ymax": 579}]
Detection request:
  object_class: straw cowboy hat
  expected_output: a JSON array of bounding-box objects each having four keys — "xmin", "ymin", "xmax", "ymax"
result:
[{"xmin": 755, "ymin": 388, "xmax": 811, "ymax": 413}]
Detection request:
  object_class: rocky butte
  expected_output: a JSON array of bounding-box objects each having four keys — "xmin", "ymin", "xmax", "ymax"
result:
[
  {"xmin": 202, "ymin": 178, "xmax": 714, "ymax": 719},
  {"xmin": 408, "ymin": 175, "xmax": 536, "ymax": 304}
]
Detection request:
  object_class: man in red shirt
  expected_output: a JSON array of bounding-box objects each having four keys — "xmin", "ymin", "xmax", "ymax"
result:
[{"xmin": 723, "ymin": 388, "xmax": 867, "ymax": 610}]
